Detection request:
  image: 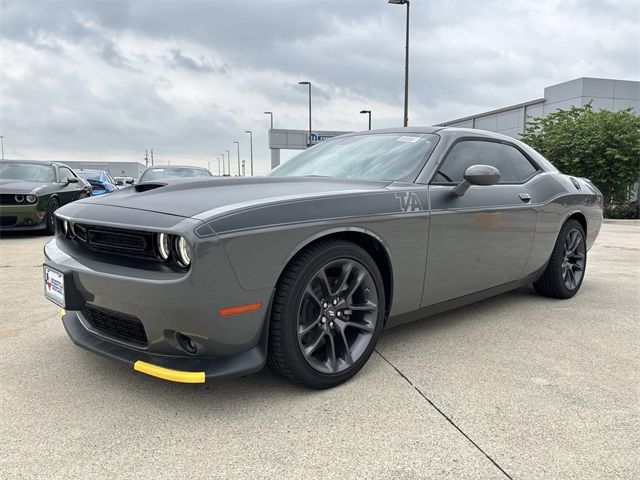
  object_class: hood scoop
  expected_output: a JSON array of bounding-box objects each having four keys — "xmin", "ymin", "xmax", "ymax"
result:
[{"xmin": 134, "ymin": 182, "xmax": 167, "ymax": 192}]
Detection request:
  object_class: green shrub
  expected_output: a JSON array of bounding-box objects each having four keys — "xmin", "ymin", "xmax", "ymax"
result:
[{"xmin": 604, "ymin": 200, "xmax": 640, "ymax": 219}]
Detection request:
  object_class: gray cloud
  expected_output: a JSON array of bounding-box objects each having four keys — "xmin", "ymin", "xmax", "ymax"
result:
[{"xmin": 1, "ymin": 0, "xmax": 638, "ymax": 173}]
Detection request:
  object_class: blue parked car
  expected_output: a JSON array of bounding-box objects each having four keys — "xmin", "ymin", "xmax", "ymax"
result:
[{"xmin": 75, "ymin": 169, "xmax": 118, "ymax": 196}]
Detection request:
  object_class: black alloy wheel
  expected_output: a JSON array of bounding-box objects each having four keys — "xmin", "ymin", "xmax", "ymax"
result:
[
  {"xmin": 534, "ymin": 219, "xmax": 587, "ymax": 299},
  {"xmin": 268, "ymin": 240, "xmax": 385, "ymax": 389},
  {"xmin": 297, "ymin": 258, "xmax": 379, "ymax": 375},
  {"xmin": 44, "ymin": 197, "xmax": 59, "ymax": 235},
  {"xmin": 561, "ymin": 227, "xmax": 586, "ymax": 291}
]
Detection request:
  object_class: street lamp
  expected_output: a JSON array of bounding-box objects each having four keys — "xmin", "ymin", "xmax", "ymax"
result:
[
  {"xmin": 233, "ymin": 141, "xmax": 241, "ymax": 176},
  {"xmin": 298, "ymin": 81, "xmax": 312, "ymax": 146},
  {"xmin": 388, "ymin": 0, "xmax": 410, "ymax": 127},
  {"xmin": 263, "ymin": 111, "xmax": 274, "ymax": 129},
  {"xmin": 244, "ymin": 130, "xmax": 254, "ymax": 176},
  {"xmin": 217, "ymin": 156, "xmax": 222, "ymax": 176},
  {"xmin": 225, "ymin": 149, "xmax": 231, "ymax": 176},
  {"xmin": 360, "ymin": 110, "xmax": 372, "ymax": 130}
]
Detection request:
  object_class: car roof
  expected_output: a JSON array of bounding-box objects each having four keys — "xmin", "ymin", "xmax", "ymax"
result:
[
  {"xmin": 345, "ymin": 126, "xmax": 520, "ymax": 141},
  {"xmin": 76, "ymin": 168, "xmax": 107, "ymax": 174},
  {"xmin": 142, "ymin": 164, "xmax": 208, "ymax": 171}
]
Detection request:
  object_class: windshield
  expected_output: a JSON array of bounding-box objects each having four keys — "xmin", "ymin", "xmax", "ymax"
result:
[
  {"xmin": 268, "ymin": 133, "xmax": 438, "ymax": 182},
  {"xmin": 77, "ymin": 171, "xmax": 102, "ymax": 181},
  {"xmin": 0, "ymin": 162, "xmax": 56, "ymax": 182},
  {"xmin": 139, "ymin": 168, "xmax": 212, "ymax": 182}
]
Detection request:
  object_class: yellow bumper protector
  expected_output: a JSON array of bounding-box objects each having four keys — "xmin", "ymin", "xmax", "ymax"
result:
[{"xmin": 133, "ymin": 360, "xmax": 205, "ymax": 384}]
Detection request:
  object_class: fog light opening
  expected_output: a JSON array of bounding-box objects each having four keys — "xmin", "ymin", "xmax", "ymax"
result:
[{"xmin": 176, "ymin": 332, "xmax": 198, "ymax": 354}]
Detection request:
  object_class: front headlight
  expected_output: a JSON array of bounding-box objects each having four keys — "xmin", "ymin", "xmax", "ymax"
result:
[
  {"xmin": 14, "ymin": 195, "xmax": 24, "ymax": 203},
  {"xmin": 26, "ymin": 194, "xmax": 37, "ymax": 204},
  {"xmin": 175, "ymin": 236, "xmax": 191, "ymax": 267},
  {"xmin": 156, "ymin": 233, "xmax": 171, "ymax": 261},
  {"xmin": 62, "ymin": 220, "xmax": 69, "ymax": 236}
]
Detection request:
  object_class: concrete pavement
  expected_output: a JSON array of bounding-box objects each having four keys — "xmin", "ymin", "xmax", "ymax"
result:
[{"xmin": 1, "ymin": 222, "xmax": 638, "ymax": 479}]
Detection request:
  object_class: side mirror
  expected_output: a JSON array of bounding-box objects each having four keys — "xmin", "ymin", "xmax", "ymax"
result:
[
  {"xmin": 66, "ymin": 176, "xmax": 79, "ymax": 184},
  {"xmin": 126, "ymin": 178, "xmax": 134, "ymax": 185},
  {"xmin": 452, "ymin": 164, "xmax": 500, "ymax": 196}
]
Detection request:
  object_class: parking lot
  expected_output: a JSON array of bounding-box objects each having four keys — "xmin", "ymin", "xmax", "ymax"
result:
[{"xmin": 0, "ymin": 221, "xmax": 638, "ymax": 479}]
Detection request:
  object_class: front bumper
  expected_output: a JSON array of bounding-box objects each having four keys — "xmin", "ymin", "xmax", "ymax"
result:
[
  {"xmin": 62, "ymin": 310, "xmax": 266, "ymax": 382},
  {"xmin": 0, "ymin": 204, "xmax": 46, "ymax": 230},
  {"xmin": 44, "ymin": 224, "xmax": 274, "ymax": 382}
]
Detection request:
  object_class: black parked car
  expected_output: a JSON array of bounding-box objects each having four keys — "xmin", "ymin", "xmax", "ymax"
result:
[{"xmin": 0, "ymin": 160, "xmax": 90, "ymax": 234}]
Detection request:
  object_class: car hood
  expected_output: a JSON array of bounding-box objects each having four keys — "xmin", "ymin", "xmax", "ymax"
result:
[
  {"xmin": 0, "ymin": 179, "xmax": 52, "ymax": 194},
  {"xmin": 71, "ymin": 176, "xmax": 392, "ymax": 218}
]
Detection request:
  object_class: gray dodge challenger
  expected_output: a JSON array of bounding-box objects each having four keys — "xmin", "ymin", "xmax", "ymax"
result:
[{"xmin": 43, "ymin": 127, "xmax": 603, "ymax": 388}]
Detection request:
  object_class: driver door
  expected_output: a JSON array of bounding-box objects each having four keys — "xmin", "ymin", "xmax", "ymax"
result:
[{"xmin": 422, "ymin": 138, "xmax": 539, "ymax": 306}]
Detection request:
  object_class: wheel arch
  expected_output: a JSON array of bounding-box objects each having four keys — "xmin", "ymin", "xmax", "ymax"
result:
[
  {"xmin": 564, "ymin": 210, "xmax": 587, "ymax": 237},
  {"xmin": 282, "ymin": 228, "xmax": 394, "ymax": 319}
]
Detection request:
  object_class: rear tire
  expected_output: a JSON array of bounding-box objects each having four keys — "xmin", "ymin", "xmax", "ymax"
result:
[
  {"xmin": 268, "ymin": 240, "xmax": 385, "ymax": 389},
  {"xmin": 534, "ymin": 219, "xmax": 586, "ymax": 299},
  {"xmin": 44, "ymin": 197, "xmax": 59, "ymax": 235}
]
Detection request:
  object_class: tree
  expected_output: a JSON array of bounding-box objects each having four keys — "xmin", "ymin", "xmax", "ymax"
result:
[{"xmin": 521, "ymin": 103, "xmax": 640, "ymax": 207}]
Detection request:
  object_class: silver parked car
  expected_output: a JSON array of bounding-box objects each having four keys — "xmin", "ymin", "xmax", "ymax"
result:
[{"xmin": 43, "ymin": 127, "xmax": 603, "ymax": 388}]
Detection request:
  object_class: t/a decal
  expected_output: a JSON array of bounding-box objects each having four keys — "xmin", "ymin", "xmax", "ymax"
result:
[{"xmin": 395, "ymin": 192, "xmax": 424, "ymax": 212}]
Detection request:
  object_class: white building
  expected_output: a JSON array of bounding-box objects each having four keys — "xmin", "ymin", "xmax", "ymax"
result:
[{"xmin": 437, "ymin": 77, "xmax": 639, "ymax": 138}]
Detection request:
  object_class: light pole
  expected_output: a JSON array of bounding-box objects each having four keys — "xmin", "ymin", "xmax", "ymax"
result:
[
  {"xmin": 233, "ymin": 141, "xmax": 241, "ymax": 176},
  {"xmin": 263, "ymin": 111, "xmax": 273, "ymax": 129},
  {"xmin": 389, "ymin": 0, "xmax": 410, "ymax": 127},
  {"xmin": 225, "ymin": 149, "xmax": 231, "ymax": 176},
  {"xmin": 0, "ymin": 136, "xmax": 4, "ymax": 161},
  {"xmin": 217, "ymin": 156, "xmax": 221, "ymax": 176},
  {"xmin": 298, "ymin": 81, "xmax": 312, "ymax": 146},
  {"xmin": 360, "ymin": 110, "xmax": 372, "ymax": 130},
  {"xmin": 242, "ymin": 160, "xmax": 246, "ymax": 177},
  {"xmin": 244, "ymin": 130, "xmax": 253, "ymax": 176}
]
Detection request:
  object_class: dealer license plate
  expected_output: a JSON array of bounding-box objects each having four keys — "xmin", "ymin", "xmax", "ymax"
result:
[{"xmin": 44, "ymin": 266, "xmax": 65, "ymax": 308}]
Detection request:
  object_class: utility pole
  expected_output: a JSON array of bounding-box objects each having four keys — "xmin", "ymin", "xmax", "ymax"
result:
[
  {"xmin": 245, "ymin": 130, "xmax": 253, "ymax": 176},
  {"xmin": 233, "ymin": 141, "xmax": 240, "ymax": 176},
  {"xmin": 298, "ymin": 81, "xmax": 312, "ymax": 146},
  {"xmin": 144, "ymin": 150, "xmax": 149, "ymax": 167}
]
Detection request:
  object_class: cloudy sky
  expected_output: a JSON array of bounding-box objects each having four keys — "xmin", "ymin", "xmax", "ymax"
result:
[{"xmin": 1, "ymin": 0, "xmax": 638, "ymax": 174}]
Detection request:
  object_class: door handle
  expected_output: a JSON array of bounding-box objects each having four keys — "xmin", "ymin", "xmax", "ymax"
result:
[{"xmin": 519, "ymin": 193, "xmax": 531, "ymax": 203}]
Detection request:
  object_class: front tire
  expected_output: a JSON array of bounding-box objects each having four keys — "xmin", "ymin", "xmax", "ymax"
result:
[
  {"xmin": 268, "ymin": 240, "xmax": 385, "ymax": 389},
  {"xmin": 44, "ymin": 197, "xmax": 59, "ymax": 235},
  {"xmin": 534, "ymin": 219, "xmax": 587, "ymax": 299}
]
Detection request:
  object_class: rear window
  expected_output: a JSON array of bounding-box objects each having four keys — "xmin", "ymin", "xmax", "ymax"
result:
[{"xmin": 139, "ymin": 168, "xmax": 212, "ymax": 182}]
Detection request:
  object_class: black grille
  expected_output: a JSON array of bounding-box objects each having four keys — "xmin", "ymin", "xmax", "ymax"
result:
[
  {"xmin": 70, "ymin": 223, "xmax": 157, "ymax": 259},
  {"xmin": 81, "ymin": 304, "xmax": 148, "ymax": 346},
  {"xmin": 1, "ymin": 216, "xmax": 17, "ymax": 227},
  {"xmin": 0, "ymin": 194, "xmax": 20, "ymax": 205}
]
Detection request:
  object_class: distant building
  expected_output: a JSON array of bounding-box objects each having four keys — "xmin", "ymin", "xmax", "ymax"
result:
[
  {"xmin": 437, "ymin": 77, "xmax": 639, "ymax": 138},
  {"xmin": 61, "ymin": 161, "xmax": 146, "ymax": 179}
]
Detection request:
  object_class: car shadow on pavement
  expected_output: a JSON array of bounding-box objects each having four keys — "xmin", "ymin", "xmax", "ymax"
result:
[{"xmin": 45, "ymin": 285, "xmax": 545, "ymax": 411}]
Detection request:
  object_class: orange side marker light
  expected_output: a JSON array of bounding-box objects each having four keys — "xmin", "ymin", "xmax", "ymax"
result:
[{"xmin": 219, "ymin": 303, "xmax": 262, "ymax": 317}]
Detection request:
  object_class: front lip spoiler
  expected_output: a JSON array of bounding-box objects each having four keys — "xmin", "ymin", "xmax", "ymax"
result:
[{"xmin": 62, "ymin": 311, "xmax": 266, "ymax": 382}]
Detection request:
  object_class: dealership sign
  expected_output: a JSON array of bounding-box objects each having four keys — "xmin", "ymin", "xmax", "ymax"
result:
[{"xmin": 309, "ymin": 132, "xmax": 337, "ymax": 144}]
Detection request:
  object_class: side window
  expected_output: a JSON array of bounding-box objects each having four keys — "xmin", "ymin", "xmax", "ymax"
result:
[
  {"xmin": 435, "ymin": 140, "xmax": 518, "ymax": 184},
  {"xmin": 502, "ymin": 144, "xmax": 538, "ymax": 181},
  {"xmin": 59, "ymin": 167, "xmax": 76, "ymax": 182}
]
